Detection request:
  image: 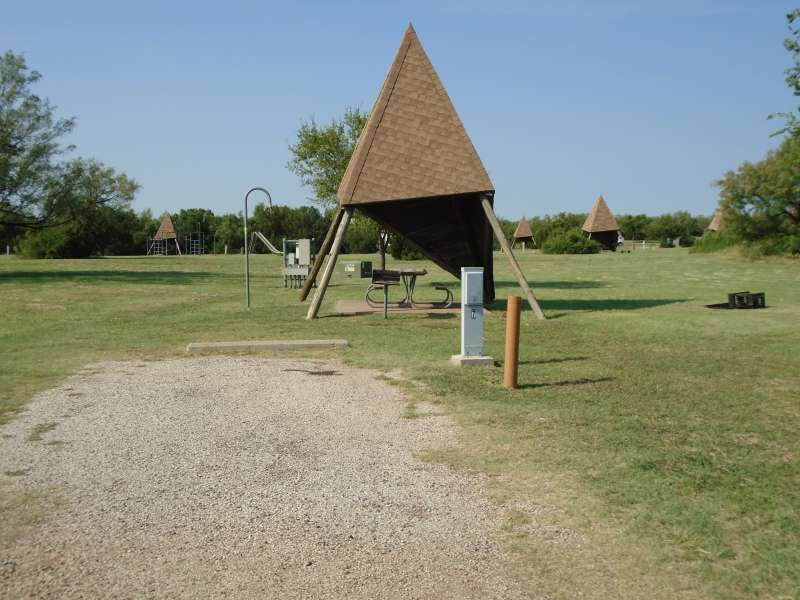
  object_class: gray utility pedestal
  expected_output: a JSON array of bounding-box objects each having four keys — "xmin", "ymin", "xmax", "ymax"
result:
[{"xmin": 450, "ymin": 266, "xmax": 493, "ymax": 367}]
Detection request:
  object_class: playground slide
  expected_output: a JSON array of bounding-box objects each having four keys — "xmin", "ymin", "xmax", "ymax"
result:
[{"xmin": 252, "ymin": 231, "xmax": 283, "ymax": 255}]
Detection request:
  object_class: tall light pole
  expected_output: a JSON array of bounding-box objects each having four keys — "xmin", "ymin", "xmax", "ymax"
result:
[{"xmin": 244, "ymin": 187, "xmax": 272, "ymax": 308}]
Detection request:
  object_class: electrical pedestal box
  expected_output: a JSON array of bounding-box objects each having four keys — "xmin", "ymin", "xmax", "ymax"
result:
[{"xmin": 450, "ymin": 267, "xmax": 493, "ymax": 367}]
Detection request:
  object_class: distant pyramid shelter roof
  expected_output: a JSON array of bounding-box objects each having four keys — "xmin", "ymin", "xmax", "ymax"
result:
[
  {"xmin": 707, "ymin": 209, "xmax": 725, "ymax": 232},
  {"xmin": 513, "ymin": 217, "xmax": 534, "ymax": 240},
  {"xmin": 153, "ymin": 213, "xmax": 179, "ymax": 240},
  {"xmin": 582, "ymin": 196, "xmax": 620, "ymax": 233},
  {"xmin": 337, "ymin": 24, "xmax": 496, "ymax": 300}
]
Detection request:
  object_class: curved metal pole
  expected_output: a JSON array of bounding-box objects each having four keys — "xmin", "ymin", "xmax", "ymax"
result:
[{"xmin": 244, "ymin": 187, "xmax": 272, "ymax": 308}]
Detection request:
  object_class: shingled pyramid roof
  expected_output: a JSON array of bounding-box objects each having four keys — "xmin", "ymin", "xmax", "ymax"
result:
[
  {"xmin": 707, "ymin": 209, "xmax": 725, "ymax": 232},
  {"xmin": 582, "ymin": 196, "xmax": 619, "ymax": 233},
  {"xmin": 513, "ymin": 217, "xmax": 534, "ymax": 240},
  {"xmin": 153, "ymin": 213, "xmax": 178, "ymax": 240},
  {"xmin": 336, "ymin": 24, "xmax": 496, "ymax": 301},
  {"xmin": 338, "ymin": 24, "xmax": 493, "ymax": 205}
]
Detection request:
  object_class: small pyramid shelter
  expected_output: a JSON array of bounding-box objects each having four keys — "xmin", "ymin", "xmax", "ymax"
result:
[
  {"xmin": 337, "ymin": 24, "xmax": 496, "ymax": 300},
  {"xmin": 513, "ymin": 217, "xmax": 534, "ymax": 240},
  {"xmin": 582, "ymin": 196, "xmax": 620, "ymax": 250},
  {"xmin": 707, "ymin": 209, "xmax": 724, "ymax": 232},
  {"xmin": 148, "ymin": 212, "xmax": 182, "ymax": 255},
  {"xmin": 153, "ymin": 213, "xmax": 178, "ymax": 240},
  {"xmin": 512, "ymin": 217, "xmax": 535, "ymax": 248}
]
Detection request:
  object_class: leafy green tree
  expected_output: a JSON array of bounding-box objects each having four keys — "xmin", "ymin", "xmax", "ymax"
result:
[
  {"xmin": 617, "ymin": 214, "xmax": 650, "ymax": 240},
  {"xmin": 770, "ymin": 9, "xmax": 800, "ymax": 136},
  {"xmin": 1, "ymin": 51, "xmax": 137, "ymax": 231},
  {"xmin": 133, "ymin": 209, "xmax": 159, "ymax": 252},
  {"xmin": 716, "ymin": 133, "xmax": 800, "ymax": 254},
  {"xmin": 643, "ymin": 211, "xmax": 705, "ymax": 244},
  {"xmin": 344, "ymin": 216, "xmax": 381, "ymax": 255},
  {"xmin": 17, "ymin": 159, "xmax": 139, "ymax": 257},
  {"xmin": 528, "ymin": 213, "xmax": 585, "ymax": 247},
  {"xmin": 287, "ymin": 107, "xmax": 367, "ymax": 209},
  {"xmin": 249, "ymin": 203, "xmax": 327, "ymax": 252},
  {"xmin": 213, "ymin": 212, "xmax": 243, "ymax": 253}
]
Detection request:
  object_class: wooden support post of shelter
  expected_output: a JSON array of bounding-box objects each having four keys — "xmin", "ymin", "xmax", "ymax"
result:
[
  {"xmin": 481, "ymin": 197, "xmax": 545, "ymax": 320},
  {"xmin": 306, "ymin": 209, "xmax": 352, "ymax": 320},
  {"xmin": 299, "ymin": 207, "xmax": 344, "ymax": 302},
  {"xmin": 304, "ymin": 23, "xmax": 544, "ymax": 319}
]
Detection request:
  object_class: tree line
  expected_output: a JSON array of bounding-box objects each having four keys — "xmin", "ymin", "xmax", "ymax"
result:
[
  {"xmin": 5, "ymin": 10, "xmax": 799, "ymax": 260},
  {"xmin": 5, "ymin": 199, "xmax": 712, "ymax": 258}
]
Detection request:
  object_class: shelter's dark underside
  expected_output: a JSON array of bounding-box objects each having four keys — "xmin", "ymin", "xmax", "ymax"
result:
[{"xmin": 354, "ymin": 193, "xmax": 496, "ymax": 302}]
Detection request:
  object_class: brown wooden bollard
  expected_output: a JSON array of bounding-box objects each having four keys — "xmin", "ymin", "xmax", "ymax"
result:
[{"xmin": 504, "ymin": 295, "xmax": 521, "ymax": 389}]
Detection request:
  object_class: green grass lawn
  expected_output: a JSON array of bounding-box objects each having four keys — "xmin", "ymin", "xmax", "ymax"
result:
[{"xmin": 1, "ymin": 249, "xmax": 798, "ymax": 598}]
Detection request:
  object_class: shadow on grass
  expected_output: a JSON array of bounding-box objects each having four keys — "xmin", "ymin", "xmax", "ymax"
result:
[
  {"xmin": 518, "ymin": 376, "xmax": 614, "ymax": 390},
  {"xmin": 0, "ymin": 270, "xmax": 221, "ymax": 284},
  {"xmin": 520, "ymin": 356, "xmax": 589, "ymax": 366},
  {"xmin": 434, "ymin": 280, "xmax": 606, "ymax": 290},
  {"xmin": 496, "ymin": 280, "xmax": 607, "ymax": 290},
  {"xmin": 489, "ymin": 297, "xmax": 688, "ymax": 313}
]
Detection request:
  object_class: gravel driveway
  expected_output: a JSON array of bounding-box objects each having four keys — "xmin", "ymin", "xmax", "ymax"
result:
[{"xmin": 0, "ymin": 357, "xmax": 527, "ymax": 599}]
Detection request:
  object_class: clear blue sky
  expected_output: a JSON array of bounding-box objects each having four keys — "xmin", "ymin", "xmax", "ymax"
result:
[{"xmin": 4, "ymin": 1, "xmax": 798, "ymax": 219}]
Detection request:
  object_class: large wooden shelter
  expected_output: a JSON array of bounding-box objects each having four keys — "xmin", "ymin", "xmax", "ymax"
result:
[
  {"xmin": 302, "ymin": 24, "xmax": 544, "ymax": 320},
  {"xmin": 582, "ymin": 196, "xmax": 620, "ymax": 250},
  {"xmin": 512, "ymin": 217, "xmax": 535, "ymax": 249}
]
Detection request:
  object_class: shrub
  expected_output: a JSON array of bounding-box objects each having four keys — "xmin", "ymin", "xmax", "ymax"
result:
[
  {"xmin": 389, "ymin": 234, "xmax": 424, "ymax": 260},
  {"xmin": 739, "ymin": 235, "xmax": 800, "ymax": 258},
  {"xmin": 690, "ymin": 232, "xmax": 738, "ymax": 254},
  {"xmin": 18, "ymin": 227, "xmax": 68, "ymax": 258},
  {"xmin": 541, "ymin": 229, "xmax": 602, "ymax": 254}
]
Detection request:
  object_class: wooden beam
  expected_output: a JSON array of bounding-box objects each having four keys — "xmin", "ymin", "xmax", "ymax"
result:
[
  {"xmin": 480, "ymin": 196, "xmax": 546, "ymax": 321},
  {"xmin": 299, "ymin": 207, "xmax": 343, "ymax": 302},
  {"xmin": 306, "ymin": 209, "xmax": 351, "ymax": 320}
]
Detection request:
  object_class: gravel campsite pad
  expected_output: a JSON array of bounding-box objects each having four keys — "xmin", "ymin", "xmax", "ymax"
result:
[{"xmin": 0, "ymin": 357, "xmax": 526, "ymax": 599}]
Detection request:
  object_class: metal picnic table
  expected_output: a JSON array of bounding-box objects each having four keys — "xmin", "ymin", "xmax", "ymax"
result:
[{"xmin": 365, "ymin": 267, "xmax": 453, "ymax": 310}]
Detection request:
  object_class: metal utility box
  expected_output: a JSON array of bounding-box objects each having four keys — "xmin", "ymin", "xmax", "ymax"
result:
[
  {"xmin": 460, "ymin": 267, "xmax": 484, "ymax": 357},
  {"xmin": 282, "ymin": 238, "xmax": 314, "ymax": 289},
  {"xmin": 296, "ymin": 239, "xmax": 311, "ymax": 265},
  {"xmin": 343, "ymin": 261, "xmax": 373, "ymax": 278}
]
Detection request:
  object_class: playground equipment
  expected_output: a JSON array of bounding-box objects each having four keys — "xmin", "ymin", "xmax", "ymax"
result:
[
  {"xmin": 185, "ymin": 222, "xmax": 213, "ymax": 255},
  {"xmin": 250, "ymin": 231, "xmax": 282, "ymax": 255},
  {"xmin": 302, "ymin": 24, "xmax": 544, "ymax": 321},
  {"xmin": 147, "ymin": 213, "xmax": 182, "ymax": 255}
]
